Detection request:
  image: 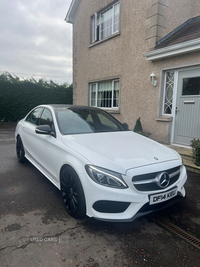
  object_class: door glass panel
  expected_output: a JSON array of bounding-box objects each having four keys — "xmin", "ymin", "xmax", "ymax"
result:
[
  {"xmin": 113, "ymin": 80, "xmax": 119, "ymax": 107},
  {"xmin": 39, "ymin": 108, "xmax": 53, "ymax": 127},
  {"xmin": 113, "ymin": 3, "xmax": 120, "ymax": 33},
  {"xmin": 164, "ymin": 71, "xmax": 174, "ymax": 114},
  {"xmin": 90, "ymin": 83, "xmax": 96, "ymax": 107},
  {"xmin": 182, "ymin": 77, "xmax": 200, "ymax": 95},
  {"xmin": 25, "ymin": 108, "xmax": 43, "ymax": 125}
]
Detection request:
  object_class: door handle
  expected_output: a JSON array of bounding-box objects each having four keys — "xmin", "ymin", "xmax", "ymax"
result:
[{"xmin": 175, "ymin": 107, "xmax": 179, "ymax": 115}]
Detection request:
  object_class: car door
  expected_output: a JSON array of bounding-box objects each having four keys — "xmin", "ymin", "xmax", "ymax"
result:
[
  {"xmin": 33, "ymin": 108, "xmax": 60, "ymax": 184},
  {"xmin": 21, "ymin": 107, "xmax": 44, "ymax": 160}
]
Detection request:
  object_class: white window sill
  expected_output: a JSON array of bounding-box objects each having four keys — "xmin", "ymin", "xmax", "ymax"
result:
[
  {"xmin": 156, "ymin": 116, "xmax": 173, "ymax": 122},
  {"xmin": 89, "ymin": 32, "xmax": 120, "ymax": 48}
]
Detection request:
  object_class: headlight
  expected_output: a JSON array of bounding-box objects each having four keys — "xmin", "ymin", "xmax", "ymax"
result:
[
  {"xmin": 85, "ymin": 165, "xmax": 128, "ymax": 189},
  {"xmin": 178, "ymin": 153, "xmax": 183, "ymax": 165}
]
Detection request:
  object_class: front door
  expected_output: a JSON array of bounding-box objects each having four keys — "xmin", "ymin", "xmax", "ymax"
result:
[{"xmin": 173, "ymin": 68, "xmax": 200, "ymax": 146}]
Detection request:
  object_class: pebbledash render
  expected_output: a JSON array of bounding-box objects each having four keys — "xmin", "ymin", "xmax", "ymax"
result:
[{"xmin": 65, "ymin": 0, "xmax": 200, "ymax": 147}]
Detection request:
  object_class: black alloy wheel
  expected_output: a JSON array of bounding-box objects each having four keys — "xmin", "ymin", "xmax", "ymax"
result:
[
  {"xmin": 16, "ymin": 136, "xmax": 26, "ymax": 163},
  {"xmin": 60, "ymin": 166, "xmax": 86, "ymax": 218}
]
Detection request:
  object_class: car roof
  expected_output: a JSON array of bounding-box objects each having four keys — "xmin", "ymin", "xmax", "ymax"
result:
[{"xmin": 47, "ymin": 104, "xmax": 100, "ymax": 111}]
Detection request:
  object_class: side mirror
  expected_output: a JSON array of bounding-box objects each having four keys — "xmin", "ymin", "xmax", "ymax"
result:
[
  {"xmin": 35, "ymin": 125, "xmax": 55, "ymax": 137},
  {"xmin": 122, "ymin": 123, "xmax": 129, "ymax": 130}
]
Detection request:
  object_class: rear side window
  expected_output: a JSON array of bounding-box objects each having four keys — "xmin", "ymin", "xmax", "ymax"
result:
[{"xmin": 25, "ymin": 108, "xmax": 43, "ymax": 125}]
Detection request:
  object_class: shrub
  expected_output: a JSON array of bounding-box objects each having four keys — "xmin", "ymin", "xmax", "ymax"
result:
[
  {"xmin": 133, "ymin": 118, "xmax": 143, "ymax": 132},
  {"xmin": 190, "ymin": 138, "xmax": 200, "ymax": 166},
  {"xmin": 133, "ymin": 118, "xmax": 151, "ymax": 137}
]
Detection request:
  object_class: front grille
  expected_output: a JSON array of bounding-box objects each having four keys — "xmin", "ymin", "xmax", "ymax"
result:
[{"xmin": 132, "ymin": 166, "xmax": 181, "ymax": 192}]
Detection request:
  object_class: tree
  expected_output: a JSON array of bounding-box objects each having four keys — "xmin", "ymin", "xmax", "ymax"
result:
[{"xmin": 0, "ymin": 72, "xmax": 73, "ymax": 121}]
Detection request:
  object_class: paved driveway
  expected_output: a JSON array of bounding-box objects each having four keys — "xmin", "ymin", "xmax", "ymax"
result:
[{"xmin": 0, "ymin": 124, "xmax": 200, "ymax": 267}]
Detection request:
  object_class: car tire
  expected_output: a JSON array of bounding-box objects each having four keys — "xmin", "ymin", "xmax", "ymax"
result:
[
  {"xmin": 60, "ymin": 166, "xmax": 86, "ymax": 218},
  {"xmin": 16, "ymin": 136, "xmax": 26, "ymax": 163}
]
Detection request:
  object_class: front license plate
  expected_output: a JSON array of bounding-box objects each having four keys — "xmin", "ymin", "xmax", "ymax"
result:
[{"xmin": 149, "ymin": 187, "xmax": 178, "ymax": 205}]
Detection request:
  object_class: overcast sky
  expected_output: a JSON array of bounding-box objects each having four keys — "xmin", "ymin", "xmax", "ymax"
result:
[{"xmin": 0, "ymin": 0, "xmax": 72, "ymax": 84}]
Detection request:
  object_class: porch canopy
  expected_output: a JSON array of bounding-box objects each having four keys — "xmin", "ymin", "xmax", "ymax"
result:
[{"xmin": 144, "ymin": 16, "xmax": 200, "ymax": 61}]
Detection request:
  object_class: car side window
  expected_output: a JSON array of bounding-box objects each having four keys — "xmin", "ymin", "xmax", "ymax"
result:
[
  {"xmin": 39, "ymin": 108, "xmax": 53, "ymax": 128},
  {"xmin": 25, "ymin": 108, "xmax": 43, "ymax": 125}
]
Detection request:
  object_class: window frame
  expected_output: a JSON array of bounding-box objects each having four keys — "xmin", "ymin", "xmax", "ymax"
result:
[
  {"xmin": 89, "ymin": 79, "xmax": 120, "ymax": 111},
  {"xmin": 25, "ymin": 107, "xmax": 44, "ymax": 125},
  {"xmin": 91, "ymin": 1, "xmax": 120, "ymax": 44}
]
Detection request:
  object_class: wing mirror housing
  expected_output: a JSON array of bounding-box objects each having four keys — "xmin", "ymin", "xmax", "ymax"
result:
[
  {"xmin": 35, "ymin": 125, "xmax": 56, "ymax": 137},
  {"xmin": 122, "ymin": 123, "xmax": 129, "ymax": 131}
]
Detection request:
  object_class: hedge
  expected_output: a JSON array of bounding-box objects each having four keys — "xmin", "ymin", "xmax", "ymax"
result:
[{"xmin": 0, "ymin": 73, "xmax": 73, "ymax": 122}]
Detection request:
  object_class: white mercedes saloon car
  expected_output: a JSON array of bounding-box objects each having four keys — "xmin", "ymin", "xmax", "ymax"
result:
[{"xmin": 15, "ymin": 105, "xmax": 187, "ymax": 222}]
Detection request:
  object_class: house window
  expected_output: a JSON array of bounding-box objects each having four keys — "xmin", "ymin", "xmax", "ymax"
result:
[
  {"xmin": 90, "ymin": 79, "xmax": 119, "ymax": 109},
  {"xmin": 182, "ymin": 77, "xmax": 200, "ymax": 95},
  {"xmin": 92, "ymin": 2, "xmax": 120, "ymax": 43},
  {"xmin": 163, "ymin": 71, "xmax": 175, "ymax": 115}
]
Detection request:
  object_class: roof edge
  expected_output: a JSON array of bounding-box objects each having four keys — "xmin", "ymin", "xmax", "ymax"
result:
[
  {"xmin": 156, "ymin": 15, "xmax": 200, "ymax": 47},
  {"xmin": 65, "ymin": 0, "xmax": 79, "ymax": 24},
  {"xmin": 143, "ymin": 38, "xmax": 200, "ymax": 61}
]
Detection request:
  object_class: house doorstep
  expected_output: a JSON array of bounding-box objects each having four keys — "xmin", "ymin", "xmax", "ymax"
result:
[{"xmin": 166, "ymin": 145, "xmax": 200, "ymax": 175}]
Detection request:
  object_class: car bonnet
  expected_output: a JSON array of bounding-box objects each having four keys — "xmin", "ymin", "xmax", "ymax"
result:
[{"xmin": 61, "ymin": 131, "xmax": 180, "ymax": 174}]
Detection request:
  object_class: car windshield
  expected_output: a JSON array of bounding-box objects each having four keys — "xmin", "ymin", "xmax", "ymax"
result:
[{"xmin": 56, "ymin": 108, "xmax": 126, "ymax": 135}]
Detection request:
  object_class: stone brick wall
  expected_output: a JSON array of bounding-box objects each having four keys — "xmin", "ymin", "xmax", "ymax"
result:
[{"xmin": 70, "ymin": 0, "xmax": 200, "ymax": 144}]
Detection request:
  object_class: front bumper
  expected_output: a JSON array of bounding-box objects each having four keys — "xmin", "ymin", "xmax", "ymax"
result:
[
  {"xmin": 81, "ymin": 163, "xmax": 187, "ymax": 222},
  {"xmin": 95, "ymin": 195, "xmax": 186, "ymax": 222}
]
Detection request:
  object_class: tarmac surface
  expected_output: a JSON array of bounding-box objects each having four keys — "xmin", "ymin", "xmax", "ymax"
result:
[{"xmin": 0, "ymin": 122, "xmax": 200, "ymax": 267}]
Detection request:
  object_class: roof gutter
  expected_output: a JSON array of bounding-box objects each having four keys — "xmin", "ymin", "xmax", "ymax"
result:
[
  {"xmin": 65, "ymin": 0, "xmax": 79, "ymax": 24},
  {"xmin": 143, "ymin": 38, "xmax": 200, "ymax": 61}
]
